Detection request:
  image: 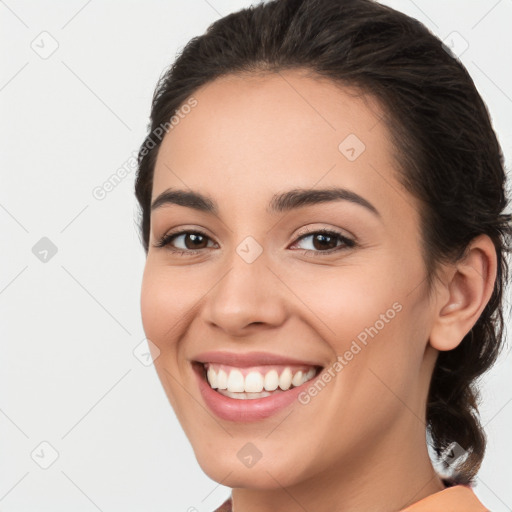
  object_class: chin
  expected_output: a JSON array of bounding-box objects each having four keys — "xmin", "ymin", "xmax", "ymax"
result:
[{"xmin": 193, "ymin": 443, "xmax": 308, "ymax": 490}]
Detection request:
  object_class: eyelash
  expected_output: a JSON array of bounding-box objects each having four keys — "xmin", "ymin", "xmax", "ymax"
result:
[{"xmin": 154, "ymin": 228, "xmax": 356, "ymax": 257}]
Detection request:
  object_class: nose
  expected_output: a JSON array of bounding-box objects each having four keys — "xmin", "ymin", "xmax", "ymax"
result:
[{"xmin": 200, "ymin": 247, "xmax": 288, "ymax": 336}]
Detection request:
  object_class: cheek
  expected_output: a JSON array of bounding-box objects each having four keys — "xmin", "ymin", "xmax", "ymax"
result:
[
  {"xmin": 140, "ymin": 262, "xmax": 192, "ymax": 350},
  {"xmin": 139, "ymin": 262, "xmax": 204, "ymax": 411},
  {"xmin": 140, "ymin": 266, "xmax": 167, "ymax": 345},
  {"xmin": 286, "ymin": 258, "xmax": 426, "ymax": 398},
  {"xmin": 287, "ymin": 263, "xmax": 403, "ymax": 344},
  {"xmin": 140, "ymin": 260, "xmax": 220, "ymax": 352}
]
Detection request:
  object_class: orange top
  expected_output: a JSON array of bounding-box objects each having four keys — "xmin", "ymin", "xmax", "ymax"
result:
[
  {"xmin": 214, "ymin": 485, "xmax": 489, "ymax": 511},
  {"xmin": 400, "ymin": 485, "xmax": 489, "ymax": 511}
]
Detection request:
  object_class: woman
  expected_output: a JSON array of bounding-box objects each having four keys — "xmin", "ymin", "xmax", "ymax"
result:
[{"xmin": 134, "ymin": 0, "xmax": 511, "ymax": 510}]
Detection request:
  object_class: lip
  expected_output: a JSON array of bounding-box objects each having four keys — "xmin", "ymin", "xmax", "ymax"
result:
[
  {"xmin": 192, "ymin": 361, "xmax": 322, "ymax": 422},
  {"xmin": 191, "ymin": 350, "xmax": 322, "ymax": 368}
]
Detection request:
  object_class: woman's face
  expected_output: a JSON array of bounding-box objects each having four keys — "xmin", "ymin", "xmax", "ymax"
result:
[{"xmin": 140, "ymin": 70, "xmax": 440, "ymax": 489}]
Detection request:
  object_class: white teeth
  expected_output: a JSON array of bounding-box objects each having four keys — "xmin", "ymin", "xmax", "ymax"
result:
[
  {"xmin": 207, "ymin": 366, "xmax": 217, "ymax": 388},
  {"xmin": 291, "ymin": 370, "xmax": 303, "ymax": 387},
  {"xmin": 244, "ymin": 371, "xmax": 264, "ymax": 393},
  {"xmin": 264, "ymin": 370, "xmax": 279, "ymax": 391},
  {"xmin": 305, "ymin": 368, "xmax": 316, "ymax": 381},
  {"xmin": 226, "ymin": 369, "xmax": 245, "ymax": 392},
  {"xmin": 218, "ymin": 389, "xmax": 275, "ymax": 400},
  {"xmin": 204, "ymin": 364, "xmax": 318, "ymax": 394},
  {"xmin": 279, "ymin": 367, "xmax": 293, "ymax": 390},
  {"xmin": 217, "ymin": 369, "xmax": 228, "ymax": 390}
]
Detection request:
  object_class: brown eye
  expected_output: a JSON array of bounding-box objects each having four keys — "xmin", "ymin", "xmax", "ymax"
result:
[
  {"xmin": 291, "ymin": 229, "xmax": 356, "ymax": 255},
  {"xmin": 310, "ymin": 232, "xmax": 339, "ymax": 250},
  {"xmin": 155, "ymin": 230, "xmax": 215, "ymax": 252},
  {"xmin": 180, "ymin": 232, "xmax": 209, "ymax": 250}
]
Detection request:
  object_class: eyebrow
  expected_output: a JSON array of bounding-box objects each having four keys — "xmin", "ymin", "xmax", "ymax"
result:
[{"xmin": 151, "ymin": 187, "xmax": 380, "ymax": 218}]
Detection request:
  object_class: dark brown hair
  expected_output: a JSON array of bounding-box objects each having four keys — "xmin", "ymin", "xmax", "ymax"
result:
[{"xmin": 135, "ymin": 0, "xmax": 512, "ymax": 484}]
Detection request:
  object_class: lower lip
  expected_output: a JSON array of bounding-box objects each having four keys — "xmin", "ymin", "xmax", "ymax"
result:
[{"xmin": 193, "ymin": 363, "xmax": 320, "ymax": 422}]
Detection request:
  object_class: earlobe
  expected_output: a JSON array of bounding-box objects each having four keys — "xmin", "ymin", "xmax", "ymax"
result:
[{"xmin": 428, "ymin": 234, "xmax": 497, "ymax": 352}]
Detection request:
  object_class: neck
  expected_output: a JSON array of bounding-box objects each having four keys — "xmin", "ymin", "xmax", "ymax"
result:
[{"xmin": 231, "ymin": 420, "xmax": 446, "ymax": 512}]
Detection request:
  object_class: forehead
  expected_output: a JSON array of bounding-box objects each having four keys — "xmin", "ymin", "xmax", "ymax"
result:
[{"xmin": 152, "ymin": 69, "xmax": 415, "ymax": 220}]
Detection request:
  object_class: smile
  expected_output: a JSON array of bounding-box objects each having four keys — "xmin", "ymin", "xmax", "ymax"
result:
[
  {"xmin": 203, "ymin": 363, "xmax": 319, "ymax": 399},
  {"xmin": 192, "ymin": 358, "xmax": 323, "ymax": 422}
]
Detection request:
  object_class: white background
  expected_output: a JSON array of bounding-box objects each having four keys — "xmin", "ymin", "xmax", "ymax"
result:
[{"xmin": 1, "ymin": 1, "xmax": 511, "ymax": 510}]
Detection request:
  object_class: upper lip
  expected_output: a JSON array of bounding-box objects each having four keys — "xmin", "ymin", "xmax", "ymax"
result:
[{"xmin": 192, "ymin": 351, "xmax": 323, "ymax": 368}]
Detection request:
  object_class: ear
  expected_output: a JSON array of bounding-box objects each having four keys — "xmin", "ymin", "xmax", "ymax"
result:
[{"xmin": 429, "ymin": 234, "xmax": 498, "ymax": 351}]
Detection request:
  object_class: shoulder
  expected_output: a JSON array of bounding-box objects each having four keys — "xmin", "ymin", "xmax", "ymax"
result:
[
  {"xmin": 212, "ymin": 487, "xmax": 489, "ymax": 512},
  {"xmin": 400, "ymin": 485, "xmax": 489, "ymax": 511}
]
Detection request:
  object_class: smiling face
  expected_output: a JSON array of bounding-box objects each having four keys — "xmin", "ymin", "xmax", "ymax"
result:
[{"xmin": 140, "ymin": 69, "xmax": 442, "ymax": 491}]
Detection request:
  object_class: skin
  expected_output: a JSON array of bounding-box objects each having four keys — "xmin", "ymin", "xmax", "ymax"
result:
[{"xmin": 140, "ymin": 69, "xmax": 497, "ymax": 512}]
